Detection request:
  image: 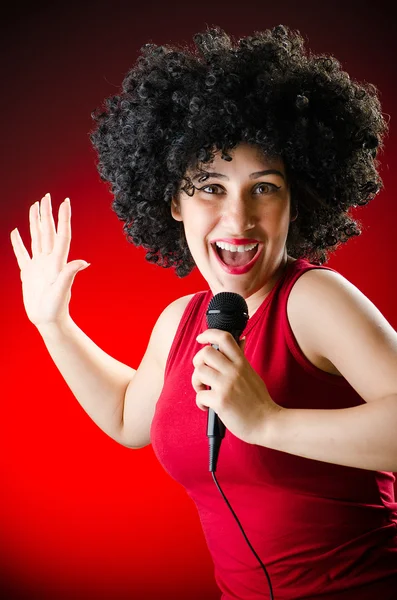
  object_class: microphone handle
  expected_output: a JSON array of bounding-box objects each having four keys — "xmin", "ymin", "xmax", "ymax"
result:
[
  {"xmin": 205, "ymin": 332, "xmax": 244, "ymax": 471},
  {"xmin": 207, "ymin": 344, "xmax": 224, "ymax": 439},
  {"xmin": 206, "ymin": 330, "xmax": 242, "ymax": 440},
  {"xmin": 207, "ymin": 407, "xmax": 226, "ymax": 439}
]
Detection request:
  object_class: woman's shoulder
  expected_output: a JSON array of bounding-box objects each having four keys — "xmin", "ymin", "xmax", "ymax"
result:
[
  {"xmin": 286, "ymin": 265, "xmax": 397, "ymax": 398},
  {"xmin": 167, "ymin": 292, "xmax": 198, "ymax": 317},
  {"xmin": 154, "ymin": 293, "xmax": 197, "ymax": 370},
  {"xmin": 286, "ymin": 265, "xmax": 346, "ymax": 376},
  {"xmin": 157, "ymin": 292, "xmax": 196, "ymax": 337}
]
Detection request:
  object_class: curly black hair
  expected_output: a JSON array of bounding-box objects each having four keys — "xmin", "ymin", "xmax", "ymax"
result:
[{"xmin": 89, "ymin": 24, "xmax": 388, "ymax": 277}]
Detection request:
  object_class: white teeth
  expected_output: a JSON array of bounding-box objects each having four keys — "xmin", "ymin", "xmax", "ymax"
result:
[{"xmin": 215, "ymin": 241, "xmax": 258, "ymax": 252}]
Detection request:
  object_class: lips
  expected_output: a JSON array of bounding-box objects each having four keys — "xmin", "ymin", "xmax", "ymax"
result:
[
  {"xmin": 211, "ymin": 242, "xmax": 263, "ymax": 275},
  {"xmin": 211, "ymin": 238, "xmax": 260, "ymax": 245}
]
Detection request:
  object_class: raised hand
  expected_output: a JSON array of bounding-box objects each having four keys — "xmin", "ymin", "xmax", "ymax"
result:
[{"xmin": 10, "ymin": 193, "xmax": 90, "ymax": 328}]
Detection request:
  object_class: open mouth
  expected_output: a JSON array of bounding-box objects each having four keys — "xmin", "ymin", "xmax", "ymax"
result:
[{"xmin": 213, "ymin": 243, "xmax": 259, "ymax": 267}]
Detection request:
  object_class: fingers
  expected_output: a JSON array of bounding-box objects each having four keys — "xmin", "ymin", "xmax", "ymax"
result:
[
  {"xmin": 10, "ymin": 227, "xmax": 31, "ymax": 270},
  {"xmin": 192, "ymin": 335, "xmax": 246, "ymax": 394},
  {"xmin": 196, "ymin": 331, "xmax": 244, "ymax": 363},
  {"xmin": 192, "ymin": 364, "xmax": 217, "ymax": 393},
  {"xmin": 30, "ymin": 193, "xmax": 59, "ymax": 257},
  {"xmin": 192, "ymin": 345, "xmax": 231, "ymax": 393},
  {"xmin": 54, "ymin": 197, "xmax": 71, "ymax": 264},
  {"xmin": 29, "ymin": 200, "xmax": 41, "ymax": 255},
  {"xmin": 40, "ymin": 193, "xmax": 57, "ymax": 254},
  {"xmin": 193, "ymin": 344, "xmax": 229, "ymax": 371},
  {"xmin": 11, "ymin": 193, "xmax": 72, "ymax": 269}
]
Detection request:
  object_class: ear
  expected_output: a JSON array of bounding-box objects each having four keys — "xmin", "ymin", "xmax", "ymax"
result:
[
  {"xmin": 171, "ymin": 198, "xmax": 183, "ymax": 222},
  {"xmin": 289, "ymin": 198, "xmax": 299, "ymax": 223},
  {"xmin": 289, "ymin": 188, "xmax": 299, "ymax": 223}
]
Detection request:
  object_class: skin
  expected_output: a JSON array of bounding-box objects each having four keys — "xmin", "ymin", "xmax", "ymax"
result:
[
  {"xmin": 9, "ymin": 148, "xmax": 397, "ymax": 468},
  {"xmin": 171, "ymin": 142, "xmax": 296, "ymax": 318},
  {"xmin": 172, "ymin": 143, "xmax": 397, "ymax": 469},
  {"xmin": 170, "ymin": 142, "xmax": 295, "ymax": 443}
]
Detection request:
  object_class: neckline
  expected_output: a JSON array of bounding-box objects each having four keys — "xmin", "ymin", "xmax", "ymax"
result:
[
  {"xmin": 242, "ymin": 258, "xmax": 299, "ymax": 336},
  {"xmin": 200, "ymin": 258, "xmax": 301, "ymax": 336}
]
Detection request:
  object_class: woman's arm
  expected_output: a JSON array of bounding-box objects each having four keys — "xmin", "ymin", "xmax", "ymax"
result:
[
  {"xmin": 260, "ymin": 269, "xmax": 397, "ymax": 471},
  {"xmin": 263, "ymin": 394, "xmax": 397, "ymax": 471},
  {"xmin": 37, "ymin": 317, "xmax": 136, "ymax": 443},
  {"xmin": 37, "ymin": 294, "xmax": 192, "ymax": 448}
]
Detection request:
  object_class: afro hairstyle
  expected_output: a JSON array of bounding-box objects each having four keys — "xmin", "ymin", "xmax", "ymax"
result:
[{"xmin": 89, "ymin": 24, "xmax": 388, "ymax": 277}]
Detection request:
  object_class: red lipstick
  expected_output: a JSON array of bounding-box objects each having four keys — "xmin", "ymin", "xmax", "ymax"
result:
[{"xmin": 211, "ymin": 238, "xmax": 260, "ymax": 245}]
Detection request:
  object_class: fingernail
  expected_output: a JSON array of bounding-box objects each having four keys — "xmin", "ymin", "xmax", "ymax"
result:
[{"xmin": 65, "ymin": 198, "xmax": 70, "ymax": 203}]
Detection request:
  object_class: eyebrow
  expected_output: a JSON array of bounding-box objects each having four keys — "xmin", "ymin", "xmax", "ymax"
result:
[{"xmin": 191, "ymin": 169, "xmax": 285, "ymax": 182}]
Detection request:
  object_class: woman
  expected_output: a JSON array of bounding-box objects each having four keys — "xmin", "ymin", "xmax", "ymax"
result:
[{"xmin": 10, "ymin": 25, "xmax": 397, "ymax": 599}]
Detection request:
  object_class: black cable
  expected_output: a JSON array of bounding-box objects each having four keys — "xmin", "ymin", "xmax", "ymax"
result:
[
  {"xmin": 211, "ymin": 470, "xmax": 275, "ymax": 600},
  {"xmin": 205, "ymin": 292, "xmax": 275, "ymax": 598}
]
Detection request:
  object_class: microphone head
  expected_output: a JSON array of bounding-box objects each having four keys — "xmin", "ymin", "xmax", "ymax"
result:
[{"xmin": 206, "ymin": 292, "xmax": 249, "ymax": 335}]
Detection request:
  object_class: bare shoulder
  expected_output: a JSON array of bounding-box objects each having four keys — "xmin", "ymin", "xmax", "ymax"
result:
[
  {"xmin": 286, "ymin": 268, "xmax": 347, "ymax": 376},
  {"xmin": 287, "ymin": 267, "xmax": 397, "ymax": 401},
  {"xmin": 153, "ymin": 293, "xmax": 196, "ymax": 371}
]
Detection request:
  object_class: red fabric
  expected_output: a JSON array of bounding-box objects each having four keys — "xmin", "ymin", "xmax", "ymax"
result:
[{"xmin": 150, "ymin": 258, "xmax": 397, "ymax": 599}]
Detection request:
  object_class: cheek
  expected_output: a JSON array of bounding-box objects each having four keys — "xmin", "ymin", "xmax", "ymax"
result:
[
  {"xmin": 260, "ymin": 205, "xmax": 287, "ymax": 227},
  {"xmin": 182, "ymin": 221, "xmax": 215, "ymax": 266},
  {"xmin": 184, "ymin": 209, "xmax": 214, "ymax": 238},
  {"xmin": 259, "ymin": 203, "xmax": 290, "ymax": 239},
  {"xmin": 274, "ymin": 199, "xmax": 291, "ymax": 223}
]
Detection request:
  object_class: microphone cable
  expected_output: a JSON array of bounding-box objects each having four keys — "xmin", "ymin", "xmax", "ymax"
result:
[
  {"xmin": 205, "ymin": 291, "xmax": 275, "ymax": 599},
  {"xmin": 211, "ymin": 469, "xmax": 275, "ymax": 600}
]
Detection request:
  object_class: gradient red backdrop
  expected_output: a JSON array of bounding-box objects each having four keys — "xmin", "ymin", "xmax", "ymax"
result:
[{"xmin": 2, "ymin": 1, "xmax": 396, "ymax": 598}]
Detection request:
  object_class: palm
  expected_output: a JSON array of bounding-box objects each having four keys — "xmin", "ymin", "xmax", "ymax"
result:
[{"xmin": 10, "ymin": 193, "xmax": 87, "ymax": 327}]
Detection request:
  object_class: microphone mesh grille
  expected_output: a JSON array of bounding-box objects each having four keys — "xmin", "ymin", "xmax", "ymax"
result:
[{"xmin": 206, "ymin": 292, "xmax": 249, "ymax": 333}]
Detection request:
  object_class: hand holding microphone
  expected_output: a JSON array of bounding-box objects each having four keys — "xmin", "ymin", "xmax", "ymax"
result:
[{"xmin": 191, "ymin": 293, "xmax": 282, "ymax": 463}]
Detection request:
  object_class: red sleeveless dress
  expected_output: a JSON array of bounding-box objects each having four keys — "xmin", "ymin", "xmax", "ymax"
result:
[{"xmin": 150, "ymin": 258, "xmax": 397, "ymax": 599}]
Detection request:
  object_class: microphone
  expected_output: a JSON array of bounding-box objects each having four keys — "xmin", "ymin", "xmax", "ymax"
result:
[{"xmin": 205, "ymin": 292, "xmax": 249, "ymax": 472}]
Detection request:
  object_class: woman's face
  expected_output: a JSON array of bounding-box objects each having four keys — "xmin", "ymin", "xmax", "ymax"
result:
[{"xmin": 171, "ymin": 142, "xmax": 293, "ymax": 304}]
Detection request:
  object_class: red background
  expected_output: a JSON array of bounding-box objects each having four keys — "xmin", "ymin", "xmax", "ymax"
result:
[{"xmin": 2, "ymin": 1, "xmax": 396, "ymax": 598}]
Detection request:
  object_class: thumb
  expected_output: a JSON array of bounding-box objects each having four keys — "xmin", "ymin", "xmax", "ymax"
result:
[
  {"xmin": 52, "ymin": 261, "xmax": 91, "ymax": 296},
  {"xmin": 239, "ymin": 336, "xmax": 246, "ymax": 353},
  {"xmin": 63, "ymin": 261, "xmax": 91, "ymax": 282},
  {"xmin": 76, "ymin": 261, "xmax": 91, "ymax": 272}
]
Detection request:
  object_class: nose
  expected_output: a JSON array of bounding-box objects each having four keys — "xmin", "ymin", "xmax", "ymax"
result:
[{"xmin": 220, "ymin": 195, "xmax": 256, "ymax": 233}]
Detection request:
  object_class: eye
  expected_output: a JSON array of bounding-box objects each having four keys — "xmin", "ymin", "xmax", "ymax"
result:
[
  {"xmin": 197, "ymin": 182, "xmax": 282, "ymax": 195},
  {"xmin": 254, "ymin": 183, "xmax": 281, "ymax": 194},
  {"xmin": 198, "ymin": 184, "xmax": 223, "ymax": 194}
]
